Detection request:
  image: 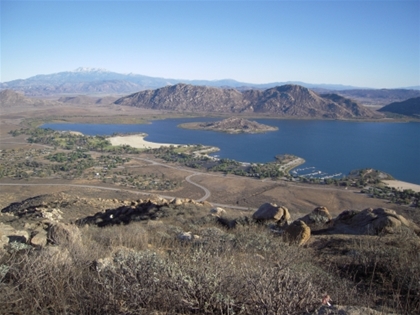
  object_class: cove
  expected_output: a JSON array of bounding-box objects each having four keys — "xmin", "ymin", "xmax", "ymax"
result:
[{"xmin": 42, "ymin": 118, "xmax": 420, "ymax": 185}]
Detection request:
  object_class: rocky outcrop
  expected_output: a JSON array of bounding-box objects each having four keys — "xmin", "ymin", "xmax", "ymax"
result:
[
  {"xmin": 48, "ymin": 223, "xmax": 82, "ymax": 245},
  {"xmin": 0, "ymin": 223, "xmax": 30, "ymax": 248},
  {"xmin": 210, "ymin": 207, "xmax": 226, "ymax": 217},
  {"xmin": 283, "ymin": 220, "xmax": 311, "ymax": 246},
  {"xmin": 76, "ymin": 197, "xmax": 210, "ymax": 227},
  {"xmin": 252, "ymin": 203, "xmax": 291, "ymax": 225},
  {"xmin": 331, "ymin": 208, "xmax": 420, "ymax": 236},
  {"xmin": 299, "ymin": 206, "xmax": 332, "ymax": 227}
]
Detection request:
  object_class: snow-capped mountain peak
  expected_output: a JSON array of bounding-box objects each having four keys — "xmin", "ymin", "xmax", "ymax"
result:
[{"xmin": 72, "ymin": 67, "xmax": 109, "ymax": 73}]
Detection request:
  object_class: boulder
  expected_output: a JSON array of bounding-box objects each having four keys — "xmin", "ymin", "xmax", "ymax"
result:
[
  {"xmin": 171, "ymin": 198, "xmax": 184, "ymax": 206},
  {"xmin": 300, "ymin": 206, "xmax": 332, "ymax": 226},
  {"xmin": 39, "ymin": 207, "xmax": 63, "ymax": 222},
  {"xmin": 30, "ymin": 228, "xmax": 48, "ymax": 247},
  {"xmin": 177, "ymin": 231, "xmax": 200, "ymax": 241},
  {"xmin": 283, "ymin": 220, "xmax": 311, "ymax": 246},
  {"xmin": 252, "ymin": 203, "xmax": 290, "ymax": 224},
  {"xmin": 0, "ymin": 223, "xmax": 30, "ymax": 244},
  {"xmin": 48, "ymin": 222, "xmax": 82, "ymax": 245},
  {"xmin": 210, "ymin": 207, "xmax": 226, "ymax": 217},
  {"xmin": 332, "ymin": 208, "xmax": 420, "ymax": 236}
]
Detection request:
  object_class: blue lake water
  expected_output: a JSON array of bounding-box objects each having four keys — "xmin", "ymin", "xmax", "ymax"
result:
[{"xmin": 42, "ymin": 118, "xmax": 420, "ymax": 184}]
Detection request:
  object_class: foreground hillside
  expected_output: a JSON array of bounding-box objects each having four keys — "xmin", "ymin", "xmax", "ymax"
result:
[
  {"xmin": 0, "ymin": 192, "xmax": 419, "ymax": 315},
  {"xmin": 114, "ymin": 84, "xmax": 382, "ymax": 119}
]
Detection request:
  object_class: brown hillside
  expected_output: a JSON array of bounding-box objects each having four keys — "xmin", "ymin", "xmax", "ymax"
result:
[
  {"xmin": 114, "ymin": 84, "xmax": 381, "ymax": 119},
  {"xmin": 0, "ymin": 89, "xmax": 59, "ymax": 108}
]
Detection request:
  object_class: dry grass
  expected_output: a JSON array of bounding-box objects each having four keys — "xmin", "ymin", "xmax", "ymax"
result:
[{"xmin": 0, "ymin": 212, "xmax": 419, "ymax": 314}]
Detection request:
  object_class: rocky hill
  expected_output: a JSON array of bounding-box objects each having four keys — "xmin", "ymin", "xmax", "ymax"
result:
[
  {"xmin": 179, "ymin": 117, "xmax": 278, "ymax": 134},
  {"xmin": 114, "ymin": 84, "xmax": 382, "ymax": 119},
  {"xmin": 58, "ymin": 95, "xmax": 118, "ymax": 105},
  {"xmin": 114, "ymin": 83, "xmax": 246, "ymax": 112},
  {"xmin": 378, "ymin": 97, "xmax": 420, "ymax": 118},
  {"xmin": 0, "ymin": 89, "xmax": 59, "ymax": 107}
]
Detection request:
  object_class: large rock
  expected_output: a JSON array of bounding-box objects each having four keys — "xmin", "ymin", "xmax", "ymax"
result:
[
  {"xmin": 210, "ymin": 207, "xmax": 226, "ymax": 217},
  {"xmin": 0, "ymin": 223, "xmax": 30, "ymax": 245},
  {"xmin": 283, "ymin": 220, "xmax": 311, "ymax": 246},
  {"xmin": 48, "ymin": 223, "xmax": 82, "ymax": 245},
  {"xmin": 30, "ymin": 228, "xmax": 48, "ymax": 247},
  {"xmin": 253, "ymin": 203, "xmax": 291, "ymax": 225},
  {"xmin": 332, "ymin": 208, "xmax": 420, "ymax": 236},
  {"xmin": 299, "ymin": 206, "xmax": 332, "ymax": 226}
]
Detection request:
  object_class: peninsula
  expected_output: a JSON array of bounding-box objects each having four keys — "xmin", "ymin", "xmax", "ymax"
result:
[{"xmin": 179, "ymin": 117, "xmax": 278, "ymax": 134}]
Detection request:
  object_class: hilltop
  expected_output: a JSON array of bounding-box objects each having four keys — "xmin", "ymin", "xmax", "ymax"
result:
[
  {"xmin": 179, "ymin": 117, "xmax": 278, "ymax": 134},
  {"xmin": 114, "ymin": 84, "xmax": 382, "ymax": 119},
  {"xmin": 378, "ymin": 96, "xmax": 420, "ymax": 118},
  {"xmin": 0, "ymin": 89, "xmax": 60, "ymax": 108}
]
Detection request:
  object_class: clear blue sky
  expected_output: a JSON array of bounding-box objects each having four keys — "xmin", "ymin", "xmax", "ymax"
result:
[{"xmin": 1, "ymin": 0, "xmax": 419, "ymax": 88}]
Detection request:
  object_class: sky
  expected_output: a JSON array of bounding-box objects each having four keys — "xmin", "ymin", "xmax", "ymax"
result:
[{"xmin": 1, "ymin": 0, "xmax": 419, "ymax": 88}]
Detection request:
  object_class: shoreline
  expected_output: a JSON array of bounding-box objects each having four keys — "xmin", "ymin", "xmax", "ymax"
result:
[
  {"xmin": 108, "ymin": 134, "xmax": 181, "ymax": 149},
  {"xmin": 382, "ymin": 180, "xmax": 420, "ymax": 193}
]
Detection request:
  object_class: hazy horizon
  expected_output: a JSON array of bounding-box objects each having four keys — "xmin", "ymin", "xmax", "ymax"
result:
[{"xmin": 1, "ymin": 0, "xmax": 419, "ymax": 89}]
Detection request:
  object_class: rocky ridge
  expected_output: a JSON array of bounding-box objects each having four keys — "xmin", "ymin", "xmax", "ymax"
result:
[
  {"xmin": 0, "ymin": 89, "xmax": 60, "ymax": 107},
  {"xmin": 114, "ymin": 84, "xmax": 382, "ymax": 119},
  {"xmin": 2, "ymin": 193, "xmax": 419, "ymax": 251}
]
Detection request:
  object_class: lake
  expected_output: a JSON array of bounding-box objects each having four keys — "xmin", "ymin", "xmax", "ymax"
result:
[{"xmin": 42, "ymin": 118, "xmax": 420, "ymax": 184}]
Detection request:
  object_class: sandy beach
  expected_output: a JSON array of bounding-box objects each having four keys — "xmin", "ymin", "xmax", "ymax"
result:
[
  {"xmin": 382, "ymin": 180, "xmax": 420, "ymax": 193},
  {"xmin": 108, "ymin": 134, "xmax": 181, "ymax": 149}
]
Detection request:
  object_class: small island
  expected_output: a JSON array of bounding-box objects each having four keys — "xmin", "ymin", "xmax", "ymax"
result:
[{"xmin": 179, "ymin": 117, "xmax": 278, "ymax": 134}]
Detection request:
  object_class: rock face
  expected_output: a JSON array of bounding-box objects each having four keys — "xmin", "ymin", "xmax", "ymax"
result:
[
  {"xmin": 331, "ymin": 208, "xmax": 420, "ymax": 236},
  {"xmin": 114, "ymin": 84, "xmax": 381, "ymax": 119},
  {"xmin": 299, "ymin": 206, "xmax": 332, "ymax": 226},
  {"xmin": 283, "ymin": 220, "xmax": 311, "ymax": 246},
  {"xmin": 252, "ymin": 203, "xmax": 291, "ymax": 225}
]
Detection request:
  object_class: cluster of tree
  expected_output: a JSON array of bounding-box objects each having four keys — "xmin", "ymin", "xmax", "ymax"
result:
[
  {"xmin": 0, "ymin": 148, "xmax": 129, "ymax": 180},
  {"xmin": 361, "ymin": 186, "xmax": 419, "ymax": 207},
  {"xmin": 103, "ymin": 172, "xmax": 181, "ymax": 191},
  {"xmin": 10, "ymin": 128, "xmax": 142, "ymax": 153},
  {"xmin": 152, "ymin": 147, "xmax": 286, "ymax": 179}
]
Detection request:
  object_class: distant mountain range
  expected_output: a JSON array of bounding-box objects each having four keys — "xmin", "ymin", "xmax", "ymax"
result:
[
  {"xmin": 1, "ymin": 68, "xmax": 419, "ymax": 107},
  {"xmin": 114, "ymin": 83, "xmax": 382, "ymax": 119},
  {"xmin": 0, "ymin": 67, "xmax": 389, "ymax": 96}
]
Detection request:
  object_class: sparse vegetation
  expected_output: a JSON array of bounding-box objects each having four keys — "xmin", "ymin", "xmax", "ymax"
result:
[{"xmin": 1, "ymin": 211, "xmax": 419, "ymax": 315}]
